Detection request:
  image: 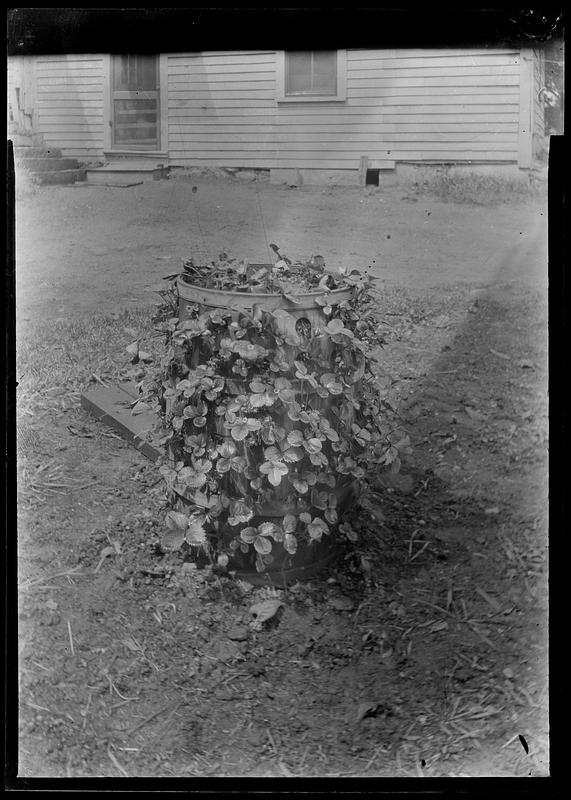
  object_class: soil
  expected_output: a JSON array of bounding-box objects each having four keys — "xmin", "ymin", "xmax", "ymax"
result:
[{"xmin": 13, "ymin": 175, "xmax": 548, "ymax": 779}]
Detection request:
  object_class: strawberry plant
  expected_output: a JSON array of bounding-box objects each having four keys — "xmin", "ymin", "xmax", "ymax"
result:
[{"xmin": 142, "ymin": 249, "xmax": 411, "ymax": 577}]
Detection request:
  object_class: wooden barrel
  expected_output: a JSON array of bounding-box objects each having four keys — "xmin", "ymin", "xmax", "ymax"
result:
[{"xmin": 172, "ymin": 272, "xmax": 361, "ymax": 584}]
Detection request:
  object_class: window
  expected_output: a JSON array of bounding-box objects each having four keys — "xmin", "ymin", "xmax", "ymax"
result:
[{"xmin": 277, "ymin": 50, "xmax": 347, "ymax": 102}]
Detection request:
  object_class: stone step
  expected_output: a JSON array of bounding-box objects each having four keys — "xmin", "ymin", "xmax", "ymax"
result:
[
  {"xmin": 86, "ymin": 161, "xmax": 170, "ymax": 185},
  {"xmin": 14, "ymin": 145, "xmax": 64, "ymax": 159},
  {"xmin": 35, "ymin": 168, "xmax": 87, "ymax": 186},
  {"xmin": 16, "ymin": 157, "xmax": 81, "ymax": 172}
]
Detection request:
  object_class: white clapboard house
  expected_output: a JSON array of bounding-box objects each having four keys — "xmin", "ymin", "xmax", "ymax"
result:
[{"xmin": 8, "ymin": 47, "xmax": 547, "ymax": 185}]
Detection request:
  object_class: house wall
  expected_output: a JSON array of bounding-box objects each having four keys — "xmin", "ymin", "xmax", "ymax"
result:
[
  {"xmin": 31, "ymin": 55, "xmax": 106, "ymax": 159},
  {"xmin": 8, "ymin": 48, "xmax": 537, "ymax": 173},
  {"xmin": 165, "ymin": 48, "xmax": 523, "ymax": 172},
  {"xmin": 166, "ymin": 50, "xmax": 277, "ymax": 168},
  {"xmin": 7, "ymin": 55, "xmax": 36, "ymax": 131}
]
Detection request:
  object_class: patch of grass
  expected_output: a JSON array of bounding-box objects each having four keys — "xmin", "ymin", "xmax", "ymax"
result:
[
  {"xmin": 16, "ymin": 307, "xmax": 159, "ymax": 418},
  {"xmin": 407, "ymin": 168, "xmax": 547, "ymax": 205}
]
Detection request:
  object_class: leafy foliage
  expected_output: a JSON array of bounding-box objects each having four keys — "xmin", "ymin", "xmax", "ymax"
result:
[{"xmin": 143, "ymin": 248, "xmax": 410, "ymax": 572}]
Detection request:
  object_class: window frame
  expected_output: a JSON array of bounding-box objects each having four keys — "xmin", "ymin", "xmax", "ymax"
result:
[{"xmin": 276, "ymin": 50, "xmax": 347, "ymax": 103}]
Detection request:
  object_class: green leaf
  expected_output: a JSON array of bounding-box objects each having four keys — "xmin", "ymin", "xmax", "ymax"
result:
[
  {"xmin": 258, "ymin": 522, "xmax": 278, "ymax": 538},
  {"xmin": 283, "ymin": 533, "xmax": 298, "ymax": 554},
  {"xmin": 282, "ymin": 447, "xmax": 303, "ymax": 463},
  {"xmin": 249, "ymin": 391, "xmax": 275, "ymax": 408},
  {"xmin": 303, "ymin": 437, "xmax": 323, "ymax": 454},
  {"xmin": 325, "ymin": 319, "xmax": 346, "ymax": 335},
  {"xmin": 287, "ymin": 405, "xmax": 302, "ymax": 422},
  {"xmin": 311, "ymin": 489, "xmax": 329, "ymax": 510},
  {"xmin": 192, "ymin": 491, "xmax": 210, "ymax": 508},
  {"xmin": 287, "ymin": 430, "xmax": 304, "ymax": 447},
  {"xmin": 293, "ymin": 479, "xmax": 308, "ymax": 494},
  {"xmin": 299, "ymin": 512, "xmax": 312, "ymax": 525},
  {"xmin": 177, "ymin": 468, "xmax": 209, "ymax": 489},
  {"xmin": 185, "ymin": 517, "xmax": 207, "ymax": 546},
  {"xmin": 231, "ymin": 456, "xmax": 247, "ymax": 472},
  {"xmin": 340, "ymin": 522, "xmax": 358, "ymax": 542},
  {"xmin": 320, "ymin": 373, "xmax": 344, "ymax": 395},
  {"xmin": 321, "ymin": 425, "xmax": 339, "ymax": 443},
  {"xmin": 260, "ymin": 461, "xmax": 289, "ymax": 486},
  {"xmin": 254, "ymin": 537, "xmax": 272, "ymax": 555},
  {"xmin": 231, "ymin": 422, "xmax": 250, "ymax": 441},
  {"xmin": 283, "ymin": 513, "xmax": 297, "ymax": 533},
  {"xmin": 216, "ymin": 458, "xmax": 232, "ymax": 475},
  {"xmin": 161, "ymin": 528, "xmax": 186, "ymax": 550},
  {"xmin": 228, "ymin": 499, "xmax": 254, "ymax": 526},
  {"xmin": 159, "ymin": 466, "xmax": 178, "ymax": 487},
  {"xmin": 240, "ymin": 526, "xmax": 258, "ymax": 544},
  {"xmin": 252, "ymin": 267, "xmax": 269, "ymax": 281},
  {"xmin": 325, "ymin": 508, "xmax": 338, "ymax": 525},
  {"xmin": 218, "ymin": 440, "xmax": 237, "ymax": 458},
  {"xmin": 303, "ymin": 471, "xmax": 318, "ymax": 486},
  {"xmin": 165, "ymin": 510, "xmax": 189, "ymax": 530},
  {"xmin": 307, "ymin": 517, "xmax": 330, "ymax": 540},
  {"xmin": 232, "ymin": 341, "xmax": 269, "ymax": 361},
  {"xmin": 309, "ymin": 451, "xmax": 328, "ymax": 467}
]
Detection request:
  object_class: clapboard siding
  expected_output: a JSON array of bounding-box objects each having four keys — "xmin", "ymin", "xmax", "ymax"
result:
[
  {"xmin": 35, "ymin": 55, "xmax": 105, "ymax": 158},
  {"xmin": 10, "ymin": 46, "xmax": 541, "ymax": 171},
  {"xmin": 273, "ymin": 49, "xmax": 522, "ymax": 169},
  {"xmin": 8, "ymin": 55, "xmax": 36, "ymax": 129},
  {"xmin": 164, "ymin": 47, "xmax": 529, "ymax": 169},
  {"xmin": 167, "ymin": 51, "xmax": 277, "ymax": 166}
]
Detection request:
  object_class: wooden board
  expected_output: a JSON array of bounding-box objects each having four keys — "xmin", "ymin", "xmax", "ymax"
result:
[{"xmin": 80, "ymin": 382, "xmax": 163, "ymax": 462}]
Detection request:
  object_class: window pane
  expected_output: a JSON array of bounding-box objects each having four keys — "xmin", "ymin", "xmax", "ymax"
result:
[
  {"xmin": 113, "ymin": 98, "xmax": 158, "ymax": 145},
  {"xmin": 114, "ymin": 55, "xmax": 157, "ymax": 91},
  {"xmin": 312, "ymin": 51, "xmax": 336, "ymax": 92},
  {"xmin": 285, "ymin": 51, "xmax": 337, "ymax": 95},
  {"xmin": 285, "ymin": 52, "xmax": 312, "ymax": 93},
  {"xmin": 287, "ymin": 52, "xmax": 312, "ymax": 75},
  {"xmin": 313, "ymin": 51, "xmax": 336, "ymax": 73}
]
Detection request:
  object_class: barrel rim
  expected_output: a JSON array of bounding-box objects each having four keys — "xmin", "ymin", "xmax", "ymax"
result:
[{"xmin": 177, "ymin": 276, "xmax": 355, "ymax": 303}]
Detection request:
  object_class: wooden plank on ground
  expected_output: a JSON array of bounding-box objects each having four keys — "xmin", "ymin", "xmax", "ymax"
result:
[{"xmin": 80, "ymin": 382, "xmax": 163, "ymax": 462}]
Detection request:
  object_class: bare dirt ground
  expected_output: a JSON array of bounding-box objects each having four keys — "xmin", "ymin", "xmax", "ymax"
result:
[{"xmin": 13, "ymin": 175, "xmax": 548, "ymax": 780}]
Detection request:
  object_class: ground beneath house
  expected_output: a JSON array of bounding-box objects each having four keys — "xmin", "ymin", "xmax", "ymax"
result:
[{"xmin": 13, "ymin": 174, "xmax": 549, "ymax": 780}]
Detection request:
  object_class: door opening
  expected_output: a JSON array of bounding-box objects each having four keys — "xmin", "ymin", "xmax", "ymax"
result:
[{"xmin": 112, "ymin": 55, "xmax": 159, "ymax": 150}]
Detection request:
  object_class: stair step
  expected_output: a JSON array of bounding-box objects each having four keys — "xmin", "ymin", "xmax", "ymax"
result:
[
  {"xmin": 16, "ymin": 157, "xmax": 81, "ymax": 172},
  {"xmin": 35, "ymin": 169, "xmax": 87, "ymax": 186},
  {"xmin": 86, "ymin": 162, "xmax": 169, "ymax": 185},
  {"xmin": 14, "ymin": 145, "xmax": 64, "ymax": 159}
]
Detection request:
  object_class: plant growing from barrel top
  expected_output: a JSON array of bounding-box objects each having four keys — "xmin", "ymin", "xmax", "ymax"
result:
[{"xmin": 146, "ymin": 250, "xmax": 410, "ymax": 582}]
